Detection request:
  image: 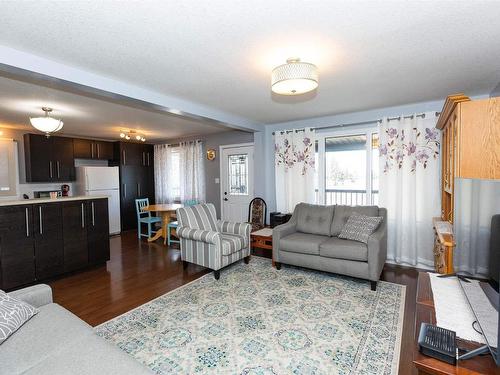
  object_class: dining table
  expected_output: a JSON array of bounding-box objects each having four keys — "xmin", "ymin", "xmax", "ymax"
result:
[{"xmin": 143, "ymin": 203, "xmax": 183, "ymax": 244}]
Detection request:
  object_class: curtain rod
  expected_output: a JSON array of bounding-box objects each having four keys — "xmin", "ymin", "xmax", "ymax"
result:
[{"xmin": 272, "ymin": 111, "xmax": 441, "ymax": 135}]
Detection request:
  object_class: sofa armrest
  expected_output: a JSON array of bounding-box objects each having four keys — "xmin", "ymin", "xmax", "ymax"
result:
[
  {"xmin": 177, "ymin": 227, "xmax": 221, "ymax": 245},
  {"xmin": 367, "ymin": 220, "xmax": 387, "ymax": 281},
  {"xmin": 217, "ymin": 220, "xmax": 251, "ymax": 238},
  {"xmin": 8, "ymin": 284, "xmax": 53, "ymax": 308},
  {"xmin": 272, "ymin": 221, "xmax": 297, "ymax": 262}
]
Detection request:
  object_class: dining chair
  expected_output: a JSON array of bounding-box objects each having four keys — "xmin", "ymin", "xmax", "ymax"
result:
[
  {"xmin": 167, "ymin": 199, "xmax": 199, "ymax": 246},
  {"xmin": 135, "ymin": 198, "xmax": 161, "ymax": 239}
]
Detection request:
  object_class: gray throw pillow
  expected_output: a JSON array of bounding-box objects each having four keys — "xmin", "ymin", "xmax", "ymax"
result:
[
  {"xmin": 338, "ymin": 212, "xmax": 383, "ymax": 244},
  {"xmin": 0, "ymin": 290, "xmax": 38, "ymax": 344}
]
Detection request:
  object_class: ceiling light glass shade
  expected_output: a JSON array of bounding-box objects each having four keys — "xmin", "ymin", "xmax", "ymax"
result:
[
  {"xmin": 120, "ymin": 133, "xmax": 126, "ymax": 138},
  {"xmin": 30, "ymin": 107, "xmax": 63, "ymax": 135},
  {"xmin": 271, "ymin": 58, "xmax": 318, "ymax": 95}
]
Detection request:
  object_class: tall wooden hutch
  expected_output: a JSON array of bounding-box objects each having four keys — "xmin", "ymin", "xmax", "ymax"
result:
[{"xmin": 433, "ymin": 93, "xmax": 500, "ymax": 273}]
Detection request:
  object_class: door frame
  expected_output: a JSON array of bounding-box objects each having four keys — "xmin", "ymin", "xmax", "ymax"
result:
[{"xmin": 219, "ymin": 142, "xmax": 254, "ymax": 221}]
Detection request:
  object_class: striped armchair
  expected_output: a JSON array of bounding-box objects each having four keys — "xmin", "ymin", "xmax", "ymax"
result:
[{"xmin": 176, "ymin": 203, "xmax": 252, "ymax": 279}]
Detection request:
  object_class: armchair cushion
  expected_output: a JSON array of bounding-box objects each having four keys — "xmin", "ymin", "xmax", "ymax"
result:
[
  {"xmin": 177, "ymin": 203, "xmax": 218, "ymax": 231},
  {"xmin": 177, "ymin": 227, "xmax": 220, "ymax": 245},
  {"xmin": 220, "ymin": 233, "xmax": 247, "ymax": 255},
  {"xmin": 280, "ymin": 233, "xmax": 328, "ymax": 255},
  {"xmin": 217, "ymin": 220, "xmax": 251, "ymax": 237},
  {"xmin": 319, "ymin": 237, "xmax": 368, "ymax": 261}
]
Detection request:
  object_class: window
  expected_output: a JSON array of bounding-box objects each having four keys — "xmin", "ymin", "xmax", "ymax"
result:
[
  {"xmin": 315, "ymin": 127, "xmax": 378, "ymax": 206},
  {"xmin": 0, "ymin": 139, "xmax": 17, "ymax": 197},
  {"xmin": 228, "ymin": 154, "xmax": 248, "ymax": 195}
]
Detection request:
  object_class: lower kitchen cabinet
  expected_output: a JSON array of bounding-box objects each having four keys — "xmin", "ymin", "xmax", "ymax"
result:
[
  {"xmin": 87, "ymin": 199, "xmax": 110, "ymax": 265},
  {"xmin": 0, "ymin": 205, "xmax": 35, "ymax": 290},
  {"xmin": 33, "ymin": 203, "xmax": 64, "ymax": 280},
  {"xmin": 0, "ymin": 198, "xmax": 110, "ymax": 290}
]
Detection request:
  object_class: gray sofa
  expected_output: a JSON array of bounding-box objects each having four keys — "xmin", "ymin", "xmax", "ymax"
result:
[
  {"xmin": 273, "ymin": 203, "xmax": 387, "ymax": 290},
  {"xmin": 0, "ymin": 284, "xmax": 152, "ymax": 375}
]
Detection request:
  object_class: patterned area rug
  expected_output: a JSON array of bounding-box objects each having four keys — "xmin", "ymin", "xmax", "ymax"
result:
[{"xmin": 96, "ymin": 257, "xmax": 405, "ymax": 375}]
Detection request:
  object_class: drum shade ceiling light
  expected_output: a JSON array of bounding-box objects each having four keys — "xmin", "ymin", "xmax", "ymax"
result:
[
  {"xmin": 271, "ymin": 57, "xmax": 318, "ymax": 95},
  {"xmin": 30, "ymin": 107, "xmax": 63, "ymax": 136}
]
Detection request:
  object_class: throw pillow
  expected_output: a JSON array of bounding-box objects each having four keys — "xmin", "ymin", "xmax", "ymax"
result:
[
  {"xmin": 338, "ymin": 212, "xmax": 383, "ymax": 244},
  {"xmin": 0, "ymin": 290, "xmax": 38, "ymax": 344}
]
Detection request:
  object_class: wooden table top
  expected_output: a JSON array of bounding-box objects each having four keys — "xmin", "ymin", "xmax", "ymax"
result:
[{"xmin": 144, "ymin": 203, "xmax": 183, "ymax": 212}]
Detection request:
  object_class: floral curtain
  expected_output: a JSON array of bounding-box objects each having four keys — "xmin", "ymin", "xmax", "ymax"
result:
[
  {"xmin": 274, "ymin": 128, "xmax": 316, "ymax": 213},
  {"xmin": 378, "ymin": 113, "xmax": 441, "ymax": 269}
]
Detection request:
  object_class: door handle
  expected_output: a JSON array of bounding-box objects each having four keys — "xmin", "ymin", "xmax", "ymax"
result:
[
  {"xmin": 81, "ymin": 203, "xmax": 85, "ymax": 228},
  {"xmin": 25, "ymin": 207, "xmax": 30, "ymax": 237},
  {"xmin": 49, "ymin": 161, "xmax": 53, "ymax": 178},
  {"xmin": 91, "ymin": 202, "xmax": 95, "ymax": 226},
  {"xmin": 39, "ymin": 206, "xmax": 43, "ymax": 235},
  {"xmin": 224, "ymin": 198, "xmax": 228, "ymax": 201},
  {"xmin": 56, "ymin": 161, "xmax": 60, "ymax": 178}
]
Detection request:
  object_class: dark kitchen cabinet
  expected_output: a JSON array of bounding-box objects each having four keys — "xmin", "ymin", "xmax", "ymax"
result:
[
  {"xmin": 62, "ymin": 201, "xmax": 88, "ymax": 272},
  {"xmin": 86, "ymin": 199, "xmax": 110, "ymax": 265},
  {"xmin": 0, "ymin": 205, "xmax": 35, "ymax": 290},
  {"xmin": 24, "ymin": 134, "xmax": 75, "ymax": 182},
  {"xmin": 115, "ymin": 142, "xmax": 155, "ymax": 231},
  {"xmin": 33, "ymin": 203, "xmax": 64, "ymax": 280},
  {"xmin": 74, "ymin": 138, "xmax": 114, "ymax": 160}
]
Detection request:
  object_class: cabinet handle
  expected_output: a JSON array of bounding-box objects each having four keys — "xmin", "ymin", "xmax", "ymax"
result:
[
  {"xmin": 56, "ymin": 161, "xmax": 60, "ymax": 178},
  {"xmin": 49, "ymin": 161, "xmax": 53, "ymax": 178},
  {"xmin": 97, "ymin": 143, "xmax": 100, "ymax": 159},
  {"xmin": 123, "ymin": 183, "xmax": 127, "ymax": 198},
  {"xmin": 91, "ymin": 143, "xmax": 94, "ymax": 158},
  {"xmin": 142, "ymin": 152, "xmax": 145, "ymax": 166},
  {"xmin": 39, "ymin": 206, "xmax": 43, "ymax": 234},
  {"xmin": 137, "ymin": 183, "xmax": 141, "ymax": 196},
  {"xmin": 147, "ymin": 152, "xmax": 150, "ymax": 166},
  {"xmin": 81, "ymin": 203, "xmax": 85, "ymax": 228},
  {"xmin": 91, "ymin": 202, "xmax": 95, "ymax": 226},
  {"xmin": 25, "ymin": 207, "xmax": 29, "ymax": 237},
  {"xmin": 122, "ymin": 150, "xmax": 126, "ymax": 165}
]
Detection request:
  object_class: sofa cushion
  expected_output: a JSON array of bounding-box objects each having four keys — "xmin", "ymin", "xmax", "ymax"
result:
[
  {"xmin": 22, "ymin": 333, "xmax": 152, "ymax": 375},
  {"xmin": 0, "ymin": 303, "xmax": 92, "ymax": 375},
  {"xmin": 319, "ymin": 237, "xmax": 368, "ymax": 261},
  {"xmin": 0, "ymin": 290, "xmax": 38, "ymax": 345},
  {"xmin": 331, "ymin": 205, "xmax": 379, "ymax": 236},
  {"xmin": 339, "ymin": 212, "xmax": 383, "ymax": 243},
  {"xmin": 220, "ymin": 233, "xmax": 247, "ymax": 255},
  {"xmin": 280, "ymin": 232, "xmax": 329, "ymax": 255},
  {"xmin": 296, "ymin": 203, "xmax": 335, "ymax": 236}
]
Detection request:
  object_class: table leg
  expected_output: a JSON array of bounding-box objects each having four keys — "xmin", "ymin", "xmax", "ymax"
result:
[{"xmin": 147, "ymin": 212, "xmax": 170, "ymax": 243}]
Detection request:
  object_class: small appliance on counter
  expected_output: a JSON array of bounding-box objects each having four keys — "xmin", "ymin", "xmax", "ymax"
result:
[
  {"xmin": 61, "ymin": 184, "xmax": 70, "ymax": 197},
  {"xmin": 33, "ymin": 190, "xmax": 62, "ymax": 199}
]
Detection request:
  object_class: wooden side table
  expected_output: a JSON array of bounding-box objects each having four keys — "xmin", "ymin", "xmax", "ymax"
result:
[{"xmin": 250, "ymin": 228, "xmax": 274, "ymax": 267}]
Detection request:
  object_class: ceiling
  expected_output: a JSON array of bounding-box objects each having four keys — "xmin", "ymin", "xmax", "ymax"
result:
[
  {"xmin": 0, "ymin": 1, "xmax": 500, "ymax": 125},
  {"xmin": 0, "ymin": 76, "xmax": 231, "ymax": 141}
]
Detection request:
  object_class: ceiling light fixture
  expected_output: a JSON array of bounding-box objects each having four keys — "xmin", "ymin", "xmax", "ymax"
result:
[
  {"xmin": 30, "ymin": 107, "xmax": 64, "ymax": 136},
  {"xmin": 120, "ymin": 130, "xmax": 146, "ymax": 142},
  {"xmin": 271, "ymin": 57, "xmax": 318, "ymax": 95}
]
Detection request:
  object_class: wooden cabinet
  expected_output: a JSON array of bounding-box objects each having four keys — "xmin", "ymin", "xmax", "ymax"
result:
[
  {"xmin": 115, "ymin": 142, "xmax": 155, "ymax": 231},
  {"xmin": 86, "ymin": 199, "xmax": 110, "ymax": 265},
  {"xmin": 24, "ymin": 134, "xmax": 75, "ymax": 182},
  {"xmin": 33, "ymin": 203, "xmax": 64, "ymax": 280},
  {"xmin": 74, "ymin": 138, "xmax": 114, "ymax": 160},
  {"xmin": 62, "ymin": 201, "xmax": 88, "ymax": 272},
  {"xmin": 0, "ymin": 205, "xmax": 35, "ymax": 290}
]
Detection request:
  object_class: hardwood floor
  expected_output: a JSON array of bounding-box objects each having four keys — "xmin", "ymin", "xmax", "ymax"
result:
[{"xmin": 49, "ymin": 230, "xmax": 420, "ymax": 374}]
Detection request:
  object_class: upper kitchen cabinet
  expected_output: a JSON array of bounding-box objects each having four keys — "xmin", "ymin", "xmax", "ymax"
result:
[
  {"xmin": 24, "ymin": 134, "xmax": 75, "ymax": 182},
  {"xmin": 73, "ymin": 138, "xmax": 114, "ymax": 160}
]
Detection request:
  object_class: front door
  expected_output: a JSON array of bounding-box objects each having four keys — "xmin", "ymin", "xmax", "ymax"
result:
[{"xmin": 221, "ymin": 145, "xmax": 254, "ymax": 222}]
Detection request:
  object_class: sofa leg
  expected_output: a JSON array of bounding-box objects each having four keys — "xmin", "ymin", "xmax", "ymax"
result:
[
  {"xmin": 244, "ymin": 256, "xmax": 250, "ymax": 264},
  {"xmin": 182, "ymin": 261, "xmax": 188, "ymax": 270},
  {"xmin": 214, "ymin": 270, "xmax": 220, "ymax": 280},
  {"xmin": 370, "ymin": 281, "xmax": 377, "ymax": 291},
  {"xmin": 275, "ymin": 262, "xmax": 281, "ymax": 270}
]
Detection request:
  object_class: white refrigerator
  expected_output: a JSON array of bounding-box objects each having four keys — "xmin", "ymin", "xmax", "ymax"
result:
[{"xmin": 75, "ymin": 166, "xmax": 121, "ymax": 235}]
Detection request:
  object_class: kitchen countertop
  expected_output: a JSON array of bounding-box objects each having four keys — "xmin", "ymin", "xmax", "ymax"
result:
[{"xmin": 0, "ymin": 195, "xmax": 109, "ymax": 207}]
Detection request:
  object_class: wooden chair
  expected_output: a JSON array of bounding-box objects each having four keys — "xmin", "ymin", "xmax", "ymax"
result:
[
  {"xmin": 135, "ymin": 198, "xmax": 161, "ymax": 239},
  {"xmin": 248, "ymin": 197, "xmax": 267, "ymax": 232},
  {"xmin": 167, "ymin": 199, "xmax": 199, "ymax": 246}
]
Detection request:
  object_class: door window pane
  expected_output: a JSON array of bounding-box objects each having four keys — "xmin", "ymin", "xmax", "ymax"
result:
[
  {"xmin": 228, "ymin": 154, "xmax": 248, "ymax": 195},
  {"xmin": 325, "ymin": 135, "xmax": 367, "ymax": 205}
]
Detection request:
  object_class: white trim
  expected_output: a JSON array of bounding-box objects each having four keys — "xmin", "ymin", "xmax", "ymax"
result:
[{"xmin": 219, "ymin": 142, "xmax": 254, "ymax": 220}]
